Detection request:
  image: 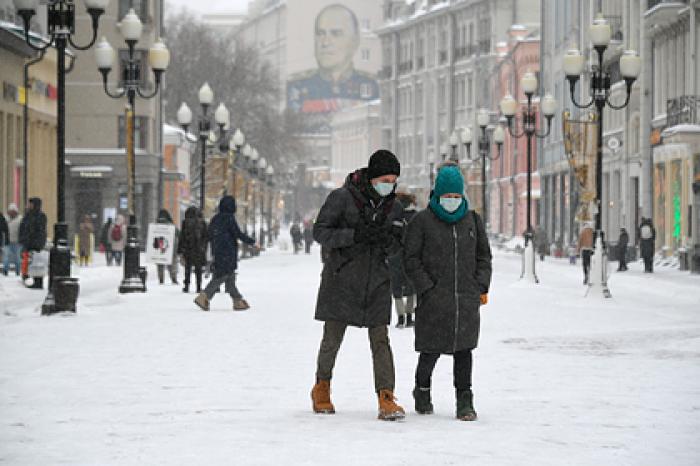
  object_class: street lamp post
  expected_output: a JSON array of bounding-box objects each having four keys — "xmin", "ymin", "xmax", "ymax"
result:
[
  {"xmin": 462, "ymin": 109, "xmax": 505, "ymax": 227},
  {"xmin": 500, "ymin": 72, "xmax": 557, "ymax": 283},
  {"xmin": 563, "ymin": 14, "xmax": 641, "ymax": 298},
  {"xmin": 14, "ymin": 0, "xmax": 108, "ymax": 314},
  {"xmin": 449, "ymin": 131, "xmax": 460, "ymax": 161},
  {"xmin": 95, "ymin": 9, "xmax": 170, "ymax": 294},
  {"xmin": 265, "ymin": 165, "xmax": 274, "ymax": 246},
  {"xmin": 257, "ymin": 157, "xmax": 267, "ymax": 245},
  {"xmin": 177, "ymin": 83, "xmax": 231, "ymax": 213}
]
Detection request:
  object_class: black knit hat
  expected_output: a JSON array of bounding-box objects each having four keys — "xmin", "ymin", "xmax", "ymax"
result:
[{"xmin": 367, "ymin": 150, "xmax": 400, "ymax": 179}]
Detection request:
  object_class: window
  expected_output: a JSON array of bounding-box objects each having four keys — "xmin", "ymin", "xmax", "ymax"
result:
[
  {"xmin": 361, "ymin": 49, "xmax": 370, "ymax": 61},
  {"xmin": 119, "ymin": 0, "xmax": 148, "ymax": 22},
  {"xmin": 118, "ymin": 116, "xmax": 149, "ymax": 149},
  {"xmin": 118, "ymin": 49, "xmax": 148, "ymax": 87}
]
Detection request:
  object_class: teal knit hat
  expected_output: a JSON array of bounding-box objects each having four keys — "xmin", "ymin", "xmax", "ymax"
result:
[
  {"xmin": 429, "ymin": 165, "xmax": 469, "ymax": 224},
  {"xmin": 433, "ymin": 165, "xmax": 464, "ymax": 197}
]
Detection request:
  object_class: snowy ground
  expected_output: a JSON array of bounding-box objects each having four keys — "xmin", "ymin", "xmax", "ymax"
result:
[{"xmin": 1, "ymin": 243, "xmax": 699, "ymax": 465}]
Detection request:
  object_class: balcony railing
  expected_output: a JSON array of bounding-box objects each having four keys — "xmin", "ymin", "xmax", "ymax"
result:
[
  {"xmin": 666, "ymin": 95, "xmax": 700, "ymax": 127},
  {"xmin": 604, "ymin": 15, "xmax": 623, "ymax": 42}
]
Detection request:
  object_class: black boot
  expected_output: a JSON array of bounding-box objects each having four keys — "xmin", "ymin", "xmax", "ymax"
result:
[
  {"xmin": 412, "ymin": 386, "xmax": 434, "ymax": 414},
  {"xmin": 395, "ymin": 314, "xmax": 405, "ymax": 328},
  {"xmin": 456, "ymin": 389, "xmax": 477, "ymax": 421},
  {"xmin": 182, "ymin": 283, "xmax": 189, "ymax": 293},
  {"xmin": 406, "ymin": 313, "xmax": 414, "ymax": 327}
]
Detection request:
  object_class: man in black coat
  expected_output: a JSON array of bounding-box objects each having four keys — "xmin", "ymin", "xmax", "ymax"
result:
[
  {"xmin": 310, "ymin": 149, "xmax": 406, "ymax": 421},
  {"xmin": 19, "ymin": 198, "xmax": 47, "ymax": 288},
  {"xmin": 617, "ymin": 228, "xmax": 629, "ymax": 271},
  {"xmin": 178, "ymin": 206, "xmax": 208, "ymax": 293},
  {"xmin": 194, "ymin": 196, "xmax": 257, "ymax": 311},
  {"xmin": 639, "ymin": 217, "xmax": 656, "ymax": 273}
]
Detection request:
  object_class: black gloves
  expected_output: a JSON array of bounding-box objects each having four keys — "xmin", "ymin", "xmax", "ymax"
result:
[{"xmin": 354, "ymin": 221, "xmax": 394, "ymax": 248}]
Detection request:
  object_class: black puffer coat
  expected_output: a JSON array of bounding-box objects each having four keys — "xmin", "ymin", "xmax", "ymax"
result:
[
  {"xmin": 19, "ymin": 198, "xmax": 47, "ymax": 252},
  {"xmin": 178, "ymin": 207, "xmax": 208, "ymax": 267},
  {"xmin": 404, "ymin": 208, "xmax": 492, "ymax": 354},
  {"xmin": 313, "ymin": 169, "xmax": 404, "ymax": 328},
  {"xmin": 209, "ymin": 196, "xmax": 255, "ymax": 276}
]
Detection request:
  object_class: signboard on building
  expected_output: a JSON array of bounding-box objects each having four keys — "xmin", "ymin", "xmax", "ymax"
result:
[{"xmin": 146, "ymin": 223, "xmax": 176, "ymax": 265}]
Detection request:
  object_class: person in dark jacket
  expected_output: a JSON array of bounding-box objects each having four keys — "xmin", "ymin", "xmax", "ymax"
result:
[
  {"xmin": 617, "ymin": 227, "xmax": 629, "ymax": 272},
  {"xmin": 290, "ymin": 222, "xmax": 303, "ymax": 254},
  {"xmin": 303, "ymin": 220, "xmax": 314, "ymax": 254},
  {"xmin": 100, "ymin": 218, "xmax": 113, "ymax": 266},
  {"xmin": 310, "ymin": 149, "xmax": 406, "ymax": 421},
  {"xmin": 404, "ymin": 165, "xmax": 492, "ymax": 421},
  {"xmin": 155, "ymin": 209, "xmax": 179, "ymax": 285},
  {"xmin": 639, "ymin": 217, "xmax": 656, "ymax": 273},
  {"xmin": 178, "ymin": 206, "xmax": 208, "ymax": 293},
  {"xmin": 389, "ymin": 192, "xmax": 417, "ymax": 328},
  {"xmin": 19, "ymin": 197, "xmax": 47, "ymax": 288},
  {"xmin": 0, "ymin": 212, "xmax": 8, "ymax": 248},
  {"xmin": 194, "ymin": 196, "xmax": 257, "ymax": 311}
]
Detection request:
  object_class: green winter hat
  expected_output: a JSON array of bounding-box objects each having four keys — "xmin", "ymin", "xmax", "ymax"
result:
[{"xmin": 433, "ymin": 165, "xmax": 464, "ymax": 198}]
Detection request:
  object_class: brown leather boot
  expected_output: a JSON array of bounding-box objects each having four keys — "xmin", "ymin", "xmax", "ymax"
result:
[
  {"xmin": 194, "ymin": 293, "xmax": 209, "ymax": 311},
  {"xmin": 311, "ymin": 379, "xmax": 335, "ymax": 414},
  {"xmin": 233, "ymin": 298, "xmax": 250, "ymax": 311},
  {"xmin": 377, "ymin": 389, "xmax": 405, "ymax": 421}
]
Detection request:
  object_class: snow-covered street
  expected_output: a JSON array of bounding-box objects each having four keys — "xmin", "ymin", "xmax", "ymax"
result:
[{"xmin": 1, "ymin": 246, "xmax": 699, "ymax": 465}]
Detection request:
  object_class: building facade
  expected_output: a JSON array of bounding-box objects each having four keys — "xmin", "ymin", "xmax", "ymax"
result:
[
  {"xmin": 491, "ymin": 29, "xmax": 541, "ymax": 238},
  {"xmin": 644, "ymin": 0, "xmax": 700, "ymax": 266},
  {"xmin": 330, "ymin": 100, "xmax": 382, "ymax": 187},
  {"xmin": 1, "ymin": 21, "xmax": 58, "ymax": 229},
  {"xmin": 65, "ymin": 0, "xmax": 165, "ymax": 240},
  {"xmin": 377, "ymin": 0, "xmax": 540, "ymax": 209},
  {"xmin": 162, "ymin": 124, "xmax": 193, "ymax": 226}
]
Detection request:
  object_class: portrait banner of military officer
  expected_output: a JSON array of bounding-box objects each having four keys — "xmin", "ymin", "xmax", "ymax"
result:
[{"xmin": 287, "ymin": 3, "xmax": 379, "ymax": 132}]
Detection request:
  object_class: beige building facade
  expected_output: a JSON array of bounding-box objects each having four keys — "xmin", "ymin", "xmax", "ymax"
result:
[{"xmin": 330, "ymin": 100, "xmax": 381, "ymax": 187}]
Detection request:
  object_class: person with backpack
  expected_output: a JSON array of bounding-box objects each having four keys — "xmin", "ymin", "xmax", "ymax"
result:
[
  {"xmin": 310, "ymin": 149, "xmax": 406, "ymax": 421},
  {"xmin": 639, "ymin": 217, "xmax": 656, "ymax": 273},
  {"xmin": 194, "ymin": 196, "xmax": 258, "ymax": 311},
  {"xmin": 109, "ymin": 215, "xmax": 127, "ymax": 266},
  {"xmin": 403, "ymin": 165, "xmax": 492, "ymax": 421},
  {"xmin": 578, "ymin": 222, "xmax": 594, "ymax": 284},
  {"xmin": 178, "ymin": 206, "xmax": 208, "ymax": 294}
]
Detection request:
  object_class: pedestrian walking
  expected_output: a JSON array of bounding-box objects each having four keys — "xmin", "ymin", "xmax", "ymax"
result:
[
  {"xmin": 578, "ymin": 222, "xmax": 594, "ymax": 284},
  {"xmin": 0, "ymin": 210, "xmax": 8, "ymax": 274},
  {"xmin": 2, "ymin": 204, "xmax": 22, "ymax": 276},
  {"xmin": 108, "ymin": 215, "xmax": 126, "ymax": 266},
  {"xmin": 639, "ymin": 217, "xmax": 656, "ymax": 273},
  {"xmin": 19, "ymin": 197, "xmax": 47, "ymax": 289},
  {"xmin": 389, "ymin": 192, "xmax": 417, "ymax": 329},
  {"xmin": 178, "ymin": 206, "xmax": 208, "ymax": 294},
  {"xmin": 194, "ymin": 196, "xmax": 258, "ymax": 311},
  {"xmin": 617, "ymin": 227, "xmax": 629, "ymax": 272},
  {"xmin": 155, "ymin": 209, "xmax": 179, "ymax": 285},
  {"xmin": 535, "ymin": 226, "xmax": 549, "ymax": 261},
  {"xmin": 310, "ymin": 149, "xmax": 406, "ymax": 421},
  {"xmin": 290, "ymin": 222, "xmax": 302, "ymax": 254},
  {"xmin": 303, "ymin": 220, "xmax": 314, "ymax": 254},
  {"xmin": 403, "ymin": 165, "xmax": 492, "ymax": 422},
  {"xmin": 78, "ymin": 214, "xmax": 94, "ymax": 267},
  {"xmin": 100, "ymin": 218, "xmax": 113, "ymax": 266}
]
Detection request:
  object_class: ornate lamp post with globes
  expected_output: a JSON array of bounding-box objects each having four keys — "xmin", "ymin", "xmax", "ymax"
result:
[
  {"xmin": 461, "ymin": 109, "xmax": 505, "ymax": 227},
  {"xmin": 500, "ymin": 72, "xmax": 557, "ymax": 284},
  {"xmin": 13, "ymin": 0, "xmax": 109, "ymax": 314},
  {"xmin": 94, "ymin": 9, "xmax": 170, "ymax": 294},
  {"xmin": 563, "ymin": 14, "xmax": 641, "ymax": 298}
]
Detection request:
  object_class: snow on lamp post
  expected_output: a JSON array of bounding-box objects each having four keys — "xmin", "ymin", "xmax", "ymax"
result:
[
  {"xmin": 500, "ymin": 72, "xmax": 557, "ymax": 284},
  {"xmin": 96, "ymin": 8, "xmax": 170, "ymax": 294},
  {"xmin": 14, "ymin": 0, "xmax": 108, "ymax": 314},
  {"xmin": 563, "ymin": 14, "xmax": 641, "ymax": 298}
]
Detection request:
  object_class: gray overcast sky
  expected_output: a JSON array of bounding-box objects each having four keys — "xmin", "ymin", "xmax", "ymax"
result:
[{"xmin": 164, "ymin": 0, "xmax": 249, "ymax": 16}]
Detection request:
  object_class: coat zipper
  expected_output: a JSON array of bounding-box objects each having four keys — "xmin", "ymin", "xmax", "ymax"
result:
[{"xmin": 453, "ymin": 225, "xmax": 460, "ymax": 353}]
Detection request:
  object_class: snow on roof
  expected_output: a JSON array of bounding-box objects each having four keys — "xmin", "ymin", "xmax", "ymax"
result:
[{"xmin": 662, "ymin": 124, "xmax": 700, "ymax": 137}]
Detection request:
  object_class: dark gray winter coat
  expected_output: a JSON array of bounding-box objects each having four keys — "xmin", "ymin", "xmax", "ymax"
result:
[
  {"xmin": 404, "ymin": 208, "xmax": 492, "ymax": 354},
  {"xmin": 313, "ymin": 169, "xmax": 404, "ymax": 328}
]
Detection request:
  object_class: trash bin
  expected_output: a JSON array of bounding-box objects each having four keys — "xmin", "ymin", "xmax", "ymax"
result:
[{"xmin": 54, "ymin": 277, "xmax": 79, "ymax": 313}]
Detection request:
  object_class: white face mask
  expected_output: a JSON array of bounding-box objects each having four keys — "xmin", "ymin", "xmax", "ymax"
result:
[
  {"xmin": 373, "ymin": 182, "xmax": 395, "ymax": 197},
  {"xmin": 440, "ymin": 197, "xmax": 462, "ymax": 213}
]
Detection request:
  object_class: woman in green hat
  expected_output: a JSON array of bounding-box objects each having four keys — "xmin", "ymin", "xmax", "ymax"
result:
[{"xmin": 403, "ymin": 164, "xmax": 492, "ymax": 421}]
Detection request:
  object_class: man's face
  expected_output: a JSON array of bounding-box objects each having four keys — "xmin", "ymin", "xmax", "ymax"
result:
[{"xmin": 315, "ymin": 7, "xmax": 359, "ymax": 72}]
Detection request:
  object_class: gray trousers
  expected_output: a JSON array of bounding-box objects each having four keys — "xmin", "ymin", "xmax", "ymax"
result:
[
  {"xmin": 203, "ymin": 273, "xmax": 242, "ymax": 300},
  {"xmin": 316, "ymin": 320, "xmax": 395, "ymax": 393}
]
